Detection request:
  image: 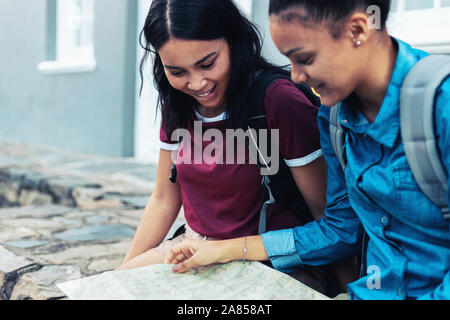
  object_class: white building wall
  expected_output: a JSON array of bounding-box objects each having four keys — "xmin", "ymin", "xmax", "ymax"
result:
[{"xmin": 134, "ymin": 0, "xmax": 160, "ymax": 163}]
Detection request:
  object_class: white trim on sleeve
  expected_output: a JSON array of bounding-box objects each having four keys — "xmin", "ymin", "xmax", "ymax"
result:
[
  {"xmin": 160, "ymin": 141, "xmax": 181, "ymax": 151},
  {"xmin": 284, "ymin": 149, "xmax": 323, "ymax": 167}
]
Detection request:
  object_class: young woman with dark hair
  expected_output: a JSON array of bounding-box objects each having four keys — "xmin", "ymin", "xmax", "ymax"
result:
[
  {"xmin": 117, "ymin": 0, "xmax": 356, "ymax": 296},
  {"xmin": 166, "ymin": 0, "xmax": 450, "ymax": 300}
]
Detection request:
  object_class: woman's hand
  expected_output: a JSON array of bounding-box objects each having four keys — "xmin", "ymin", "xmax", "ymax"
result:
[
  {"xmin": 165, "ymin": 240, "xmax": 232, "ymax": 273},
  {"xmin": 165, "ymin": 236, "xmax": 268, "ymax": 273}
]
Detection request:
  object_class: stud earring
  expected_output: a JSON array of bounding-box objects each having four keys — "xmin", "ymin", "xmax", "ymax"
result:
[{"xmin": 355, "ymin": 40, "xmax": 362, "ymax": 47}]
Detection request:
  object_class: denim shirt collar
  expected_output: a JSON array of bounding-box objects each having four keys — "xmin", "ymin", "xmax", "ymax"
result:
[{"xmin": 338, "ymin": 38, "xmax": 428, "ymax": 148}]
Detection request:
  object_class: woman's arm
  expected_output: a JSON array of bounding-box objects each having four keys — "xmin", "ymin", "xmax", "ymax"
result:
[
  {"xmin": 289, "ymin": 156, "xmax": 328, "ymax": 220},
  {"xmin": 263, "ymin": 80, "xmax": 327, "ymax": 219},
  {"xmin": 163, "ymin": 156, "xmax": 358, "ymax": 276},
  {"xmin": 165, "ymin": 236, "xmax": 269, "ymax": 273},
  {"xmin": 121, "ymin": 149, "xmax": 182, "ymax": 264}
]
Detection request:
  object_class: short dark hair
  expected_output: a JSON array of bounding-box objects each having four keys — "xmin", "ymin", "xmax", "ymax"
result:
[
  {"xmin": 269, "ymin": 0, "xmax": 391, "ymax": 38},
  {"xmin": 140, "ymin": 0, "xmax": 285, "ymax": 135}
]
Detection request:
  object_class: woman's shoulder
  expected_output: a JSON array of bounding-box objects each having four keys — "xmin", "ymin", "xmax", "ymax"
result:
[
  {"xmin": 262, "ymin": 76, "xmax": 322, "ymax": 133},
  {"xmin": 264, "ymin": 78, "xmax": 313, "ymax": 110},
  {"xmin": 264, "ymin": 78, "xmax": 321, "ymax": 125}
]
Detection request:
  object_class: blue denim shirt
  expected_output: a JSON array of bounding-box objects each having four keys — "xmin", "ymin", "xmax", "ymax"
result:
[{"xmin": 262, "ymin": 38, "xmax": 450, "ymax": 300}]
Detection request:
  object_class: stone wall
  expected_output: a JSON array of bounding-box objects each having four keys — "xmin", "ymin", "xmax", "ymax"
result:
[{"xmin": 0, "ymin": 141, "xmax": 185, "ymax": 300}]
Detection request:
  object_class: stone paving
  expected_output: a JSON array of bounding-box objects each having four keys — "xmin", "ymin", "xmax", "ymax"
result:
[{"xmin": 0, "ymin": 140, "xmax": 186, "ymax": 300}]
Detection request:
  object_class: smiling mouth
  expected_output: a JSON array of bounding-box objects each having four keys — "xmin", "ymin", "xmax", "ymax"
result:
[{"xmin": 192, "ymin": 85, "xmax": 217, "ymax": 98}]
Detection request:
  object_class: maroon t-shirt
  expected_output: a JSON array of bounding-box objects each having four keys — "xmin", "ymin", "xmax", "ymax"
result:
[{"xmin": 160, "ymin": 79, "xmax": 322, "ymax": 239}]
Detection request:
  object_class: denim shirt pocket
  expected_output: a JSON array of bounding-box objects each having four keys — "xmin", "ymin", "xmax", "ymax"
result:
[
  {"xmin": 392, "ymin": 159, "xmax": 441, "ymax": 226},
  {"xmin": 393, "ymin": 160, "xmax": 418, "ymax": 190}
]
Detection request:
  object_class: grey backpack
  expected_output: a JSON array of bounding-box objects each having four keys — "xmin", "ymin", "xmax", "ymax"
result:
[{"xmin": 330, "ymin": 55, "xmax": 450, "ymax": 222}]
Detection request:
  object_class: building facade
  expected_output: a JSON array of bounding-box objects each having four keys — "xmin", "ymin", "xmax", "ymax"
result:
[{"xmin": 0, "ymin": 0, "xmax": 138, "ymax": 157}]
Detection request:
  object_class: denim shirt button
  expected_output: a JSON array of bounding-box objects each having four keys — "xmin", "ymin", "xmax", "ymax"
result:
[{"xmin": 381, "ymin": 216, "xmax": 389, "ymax": 225}]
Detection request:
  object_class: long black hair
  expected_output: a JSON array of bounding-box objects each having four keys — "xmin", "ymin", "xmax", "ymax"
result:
[{"xmin": 140, "ymin": 0, "xmax": 287, "ymax": 136}]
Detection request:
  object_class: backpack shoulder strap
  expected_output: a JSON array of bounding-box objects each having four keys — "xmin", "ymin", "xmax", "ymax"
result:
[
  {"xmin": 245, "ymin": 70, "xmax": 304, "ymax": 168},
  {"xmin": 246, "ymin": 69, "xmax": 316, "ymax": 233},
  {"xmin": 245, "ymin": 70, "xmax": 278, "ymax": 170},
  {"xmin": 400, "ymin": 54, "xmax": 450, "ymax": 221},
  {"xmin": 247, "ymin": 69, "xmax": 321, "ymax": 122},
  {"xmin": 247, "ymin": 69, "xmax": 279, "ymax": 120},
  {"xmin": 245, "ymin": 70, "xmax": 285, "ymax": 234},
  {"xmin": 329, "ymin": 102, "xmax": 347, "ymax": 172}
]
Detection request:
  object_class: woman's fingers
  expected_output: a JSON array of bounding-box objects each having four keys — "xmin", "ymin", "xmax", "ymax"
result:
[
  {"xmin": 175, "ymin": 252, "xmax": 187, "ymax": 261},
  {"xmin": 181, "ymin": 244, "xmax": 195, "ymax": 260},
  {"xmin": 172, "ymin": 255, "xmax": 199, "ymax": 273},
  {"xmin": 165, "ymin": 240, "xmax": 208, "ymax": 273},
  {"xmin": 165, "ymin": 240, "xmax": 196, "ymax": 264},
  {"xmin": 165, "ymin": 240, "xmax": 225, "ymax": 273},
  {"xmin": 164, "ymin": 248, "xmax": 175, "ymax": 264}
]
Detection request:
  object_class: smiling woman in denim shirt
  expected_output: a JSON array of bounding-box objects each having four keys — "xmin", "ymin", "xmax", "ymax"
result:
[{"xmin": 165, "ymin": 0, "xmax": 450, "ymax": 300}]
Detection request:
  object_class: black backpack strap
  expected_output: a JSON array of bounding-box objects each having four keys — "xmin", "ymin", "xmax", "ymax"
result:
[
  {"xmin": 247, "ymin": 69, "xmax": 320, "ymax": 121},
  {"xmin": 246, "ymin": 69, "xmax": 317, "ymax": 233}
]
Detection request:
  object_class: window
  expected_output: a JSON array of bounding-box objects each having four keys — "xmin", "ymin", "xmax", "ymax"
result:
[
  {"xmin": 388, "ymin": 0, "xmax": 450, "ymax": 54},
  {"xmin": 391, "ymin": 0, "xmax": 450, "ymax": 11},
  {"xmin": 56, "ymin": 0, "xmax": 95, "ymax": 62},
  {"xmin": 38, "ymin": 0, "xmax": 96, "ymax": 74}
]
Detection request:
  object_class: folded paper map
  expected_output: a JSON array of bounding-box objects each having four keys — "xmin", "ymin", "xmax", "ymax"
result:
[{"xmin": 57, "ymin": 261, "xmax": 329, "ymax": 300}]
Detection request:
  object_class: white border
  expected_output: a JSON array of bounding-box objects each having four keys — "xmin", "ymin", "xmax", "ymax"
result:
[
  {"xmin": 284, "ymin": 149, "xmax": 323, "ymax": 167},
  {"xmin": 160, "ymin": 141, "xmax": 181, "ymax": 151}
]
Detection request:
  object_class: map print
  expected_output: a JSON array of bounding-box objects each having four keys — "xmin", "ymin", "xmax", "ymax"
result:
[{"xmin": 57, "ymin": 261, "xmax": 330, "ymax": 300}]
